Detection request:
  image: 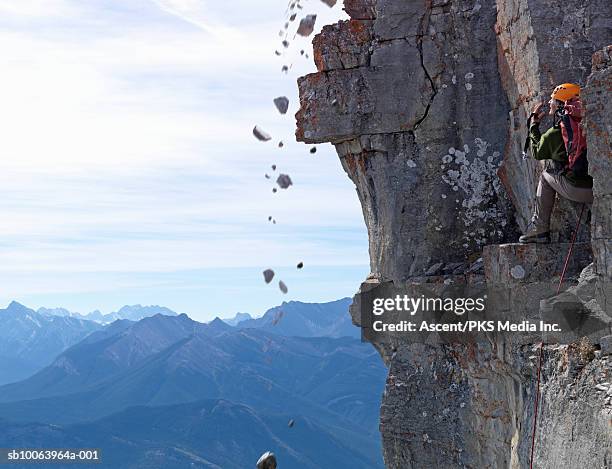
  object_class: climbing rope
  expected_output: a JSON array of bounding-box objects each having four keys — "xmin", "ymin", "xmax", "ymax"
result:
[
  {"xmin": 557, "ymin": 204, "xmax": 586, "ymax": 295},
  {"xmin": 529, "ymin": 204, "xmax": 586, "ymax": 468}
]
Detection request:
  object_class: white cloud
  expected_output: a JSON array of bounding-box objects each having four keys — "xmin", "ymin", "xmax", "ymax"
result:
[{"xmin": 0, "ymin": 0, "xmax": 364, "ymax": 304}]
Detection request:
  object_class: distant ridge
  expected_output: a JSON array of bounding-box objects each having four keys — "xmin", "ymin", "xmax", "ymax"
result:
[
  {"xmin": 37, "ymin": 304, "xmax": 179, "ymax": 324},
  {"xmin": 237, "ymin": 298, "xmax": 358, "ymax": 338},
  {"xmin": 0, "ymin": 302, "xmax": 101, "ymax": 385}
]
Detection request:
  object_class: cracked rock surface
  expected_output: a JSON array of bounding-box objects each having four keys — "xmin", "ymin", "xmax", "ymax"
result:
[{"xmin": 295, "ymin": 1, "xmax": 612, "ymax": 468}]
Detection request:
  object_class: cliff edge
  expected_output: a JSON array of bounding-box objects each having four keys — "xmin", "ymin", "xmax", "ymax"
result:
[{"xmin": 296, "ymin": 1, "xmax": 611, "ymax": 467}]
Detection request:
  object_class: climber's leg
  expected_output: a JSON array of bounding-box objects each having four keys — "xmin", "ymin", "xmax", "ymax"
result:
[
  {"xmin": 519, "ymin": 172, "xmax": 556, "ymax": 243},
  {"xmin": 541, "ymin": 171, "xmax": 594, "ymax": 205}
]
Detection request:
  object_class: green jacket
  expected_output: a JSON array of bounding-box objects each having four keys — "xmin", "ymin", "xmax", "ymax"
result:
[{"xmin": 528, "ymin": 121, "xmax": 593, "ymax": 188}]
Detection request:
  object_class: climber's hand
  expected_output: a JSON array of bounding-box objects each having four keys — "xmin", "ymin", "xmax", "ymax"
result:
[{"xmin": 531, "ymin": 102, "xmax": 546, "ymax": 123}]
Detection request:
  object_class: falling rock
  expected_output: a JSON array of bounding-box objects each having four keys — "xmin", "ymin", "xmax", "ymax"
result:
[
  {"xmin": 253, "ymin": 126, "xmax": 272, "ymax": 142},
  {"xmin": 263, "ymin": 269, "xmax": 274, "ymax": 284},
  {"xmin": 310, "ymin": 146, "xmax": 317, "ymax": 154},
  {"xmin": 297, "ymin": 14, "xmax": 317, "ymax": 37},
  {"xmin": 279, "ymin": 281, "xmax": 288, "ymax": 294},
  {"xmin": 321, "ymin": 0, "xmax": 337, "ymax": 6},
  {"xmin": 256, "ymin": 451, "xmax": 277, "ymax": 469},
  {"xmin": 276, "ymin": 174, "xmax": 293, "ymax": 189},
  {"xmin": 288, "ymin": 418, "xmax": 295, "ymax": 427},
  {"xmin": 272, "ymin": 164, "xmax": 277, "ymax": 170},
  {"xmin": 273, "ymin": 96, "xmax": 289, "ymax": 114},
  {"xmin": 297, "ymin": 261, "xmax": 304, "ymax": 269}
]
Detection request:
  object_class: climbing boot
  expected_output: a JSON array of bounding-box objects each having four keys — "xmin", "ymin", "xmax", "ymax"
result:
[{"xmin": 519, "ymin": 221, "xmax": 550, "ymax": 244}]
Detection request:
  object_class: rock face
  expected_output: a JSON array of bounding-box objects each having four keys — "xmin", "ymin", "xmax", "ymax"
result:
[
  {"xmin": 295, "ymin": 1, "xmax": 611, "ymax": 468},
  {"xmin": 584, "ymin": 45, "xmax": 612, "ymax": 312}
]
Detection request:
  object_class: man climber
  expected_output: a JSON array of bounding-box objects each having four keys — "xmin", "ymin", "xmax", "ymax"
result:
[{"xmin": 519, "ymin": 83, "xmax": 593, "ymax": 244}]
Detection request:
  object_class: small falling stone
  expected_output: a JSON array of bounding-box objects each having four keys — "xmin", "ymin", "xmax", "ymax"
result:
[
  {"xmin": 273, "ymin": 96, "xmax": 289, "ymax": 114},
  {"xmin": 273, "ymin": 219, "xmax": 276, "ymax": 224},
  {"xmin": 276, "ymin": 173, "xmax": 293, "ymax": 189},
  {"xmin": 268, "ymin": 216, "xmax": 272, "ymax": 221},
  {"xmin": 265, "ymin": 174, "xmax": 270, "ymax": 179},
  {"xmin": 281, "ymin": 65, "xmax": 289, "ymax": 73},
  {"xmin": 288, "ymin": 419, "xmax": 295, "ymax": 427},
  {"xmin": 282, "ymin": 40, "xmax": 289, "ymax": 48},
  {"xmin": 263, "ymin": 269, "xmax": 274, "ymax": 284},
  {"xmin": 300, "ymin": 49, "xmax": 305, "ymax": 55},
  {"xmin": 279, "ymin": 280, "xmax": 288, "ymax": 294},
  {"xmin": 272, "ymin": 164, "xmax": 277, "ymax": 170},
  {"xmin": 256, "ymin": 452, "xmax": 277, "ymax": 469},
  {"xmin": 290, "ymin": 13, "xmax": 297, "ymax": 21},
  {"xmin": 284, "ymin": 22, "xmax": 289, "ymax": 29},
  {"xmin": 310, "ymin": 146, "xmax": 317, "ymax": 154},
  {"xmin": 321, "ymin": 0, "xmax": 337, "ymax": 6},
  {"xmin": 273, "ymin": 188, "xmax": 277, "ymax": 193},
  {"xmin": 278, "ymin": 141, "xmax": 284, "ymax": 148},
  {"xmin": 297, "ymin": 14, "xmax": 317, "ymax": 37},
  {"xmin": 253, "ymin": 126, "xmax": 272, "ymax": 142},
  {"xmin": 274, "ymin": 50, "xmax": 281, "ymax": 56},
  {"xmin": 297, "ymin": 262, "xmax": 304, "ymax": 269}
]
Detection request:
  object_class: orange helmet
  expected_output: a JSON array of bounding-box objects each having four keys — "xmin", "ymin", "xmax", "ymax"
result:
[{"xmin": 551, "ymin": 83, "xmax": 580, "ymax": 102}]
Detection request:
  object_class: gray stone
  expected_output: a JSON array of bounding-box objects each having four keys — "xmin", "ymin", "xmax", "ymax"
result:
[
  {"xmin": 263, "ymin": 269, "xmax": 274, "ymax": 284},
  {"xmin": 297, "ymin": 14, "xmax": 317, "ymax": 37},
  {"xmin": 253, "ymin": 125, "xmax": 272, "ymax": 141},
  {"xmin": 256, "ymin": 451, "xmax": 277, "ymax": 469},
  {"xmin": 276, "ymin": 174, "xmax": 293, "ymax": 189},
  {"xmin": 273, "ymin": 96, "xmax": 289, "ymax": 114}
]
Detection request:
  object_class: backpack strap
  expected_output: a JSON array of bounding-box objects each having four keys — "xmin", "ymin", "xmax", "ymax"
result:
[{"xmin": 561, "ymin": 112, "xmax": 574, "ymax": 157}]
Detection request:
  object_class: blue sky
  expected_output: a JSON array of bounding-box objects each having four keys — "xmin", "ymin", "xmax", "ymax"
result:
[{"xmin": 0, "ymin": 0, "xmax": 369, "ymax": 321}]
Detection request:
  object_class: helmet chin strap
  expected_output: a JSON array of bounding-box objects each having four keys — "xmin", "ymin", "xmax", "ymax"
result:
[{"xmin": 553, "ymin": 106, "xmax": 564, "ymax": 128}]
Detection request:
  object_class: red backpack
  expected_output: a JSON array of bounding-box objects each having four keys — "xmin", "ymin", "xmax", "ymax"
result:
[{"xmin": 559, "ymin": 97, "xmax": 589, "ymax": 176}]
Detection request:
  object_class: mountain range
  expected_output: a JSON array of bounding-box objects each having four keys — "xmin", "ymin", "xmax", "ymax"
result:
[
  {"xmin": 0, "ymin": 301, "xmax": 101, "ymax": 385},
  {"xmin": 222, "ymin": 311, "xmax": 253, "ymax": 326},
  {"xmin": 237, "ymin": 298, "xmax": 359, "ymax": 338},
  {"xmin": 0, "ymin": 298, "xmax": 385, "ymax": 468},
  {"xmin": 37, "ymin": 304, "xmax": 179, "ymax": 324},
  {"xmin": 0, "ymin": 398, "xmax": 380, "ymax": 469}
]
